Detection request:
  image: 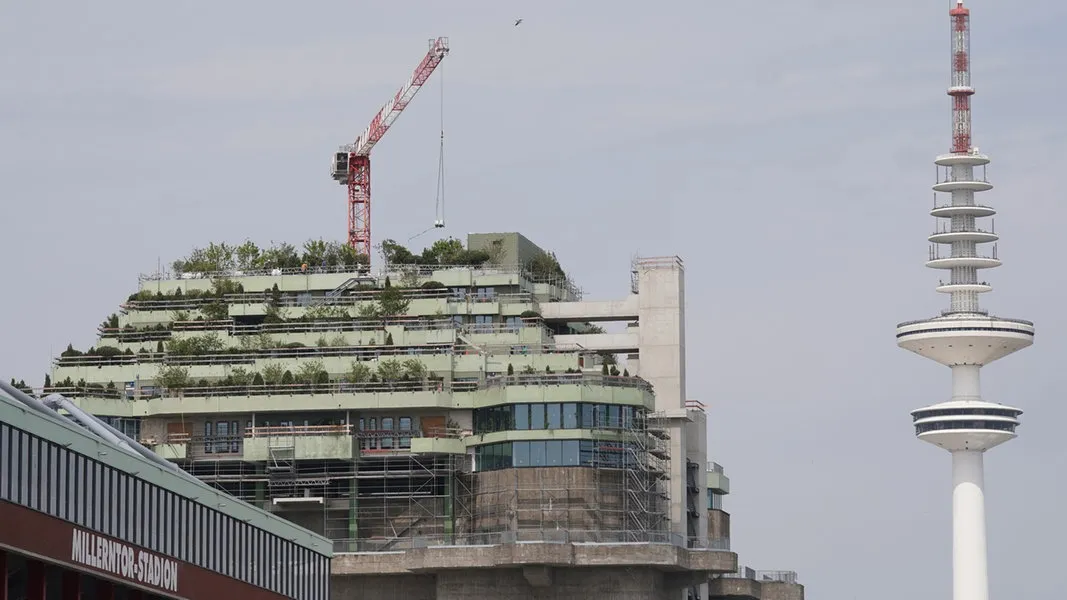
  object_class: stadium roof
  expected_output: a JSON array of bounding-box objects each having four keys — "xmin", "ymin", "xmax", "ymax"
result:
[{"xmin": 0, "ymin": 380, "xmax": 332, "ymax": 557}]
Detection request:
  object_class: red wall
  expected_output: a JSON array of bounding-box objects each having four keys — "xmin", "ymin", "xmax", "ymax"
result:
[{"xmin": 0, "ymin": 500, "xmax": 291, "ymax": 600}]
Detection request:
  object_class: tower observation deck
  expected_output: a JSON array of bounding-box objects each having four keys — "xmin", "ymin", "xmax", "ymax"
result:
[{"xmin": 895, "ymin": 3, "xmax": 1034, "ymax": 600}]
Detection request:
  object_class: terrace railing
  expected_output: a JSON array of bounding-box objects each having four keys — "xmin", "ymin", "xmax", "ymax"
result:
[
  {"xmin": 44, "ymin": 373, "xmax": 650, "ymax": 401},
  {"xmin": 140, "ymin": 262, "xmax": 581, "ymax": 298}
]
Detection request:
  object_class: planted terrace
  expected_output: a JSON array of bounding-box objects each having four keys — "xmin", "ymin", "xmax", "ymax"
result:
[{"xmin": 48, "ymin": 371, "xmax": 648, "ymax": 403}]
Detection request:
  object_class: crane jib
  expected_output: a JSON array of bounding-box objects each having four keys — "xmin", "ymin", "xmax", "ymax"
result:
[{"xmin": 330, "ymin": 36, "xmax": 450, "ymax": 259}]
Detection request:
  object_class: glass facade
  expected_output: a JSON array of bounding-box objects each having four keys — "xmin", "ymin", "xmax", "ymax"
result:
[
  {"xmin": 0, "ymin": 422, "xmax": 330, "ymax": 600},
  {"xmin": 474, "ymin": 440, "xmax": 641, "ymax": 471},
  {"xmin": 473, "ymin": 403, "xmax": 644, "ymax": 434},
  {"xmin": 915, "ymin": 419, "xmax": 1017, "ymax": 433},
  {"xmin": 912, "ymin": 407, "xmax": 1020, "ymax": 421}
]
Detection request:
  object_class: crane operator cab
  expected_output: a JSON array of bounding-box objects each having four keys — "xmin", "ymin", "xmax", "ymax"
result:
[{"xmin": 331, "ymin": 151, "xmax": 350, "ymax": 183}]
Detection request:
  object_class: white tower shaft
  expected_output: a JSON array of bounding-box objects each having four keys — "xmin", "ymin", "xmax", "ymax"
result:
[
  {"xmin": 952, "ymin": 450, "xmax": 989, "ymax": 600},
  {"xmin": 898, "ymin": 5, "xmax": 1034, "ymax": 600}
]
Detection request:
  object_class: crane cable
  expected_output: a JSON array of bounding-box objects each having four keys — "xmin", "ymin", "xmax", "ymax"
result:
[
  {"xmin": 410, "ymin": 64, "xmax": 447, "ymax": 244},
  {"xmin": 434, "ymin": 60, "xmax": 446, "ymax": 228}
]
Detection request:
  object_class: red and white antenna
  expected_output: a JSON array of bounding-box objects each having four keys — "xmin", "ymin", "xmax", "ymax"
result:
[{"xmin": 949, "ymin": 0, "xmax": 974, "ymax": 154}]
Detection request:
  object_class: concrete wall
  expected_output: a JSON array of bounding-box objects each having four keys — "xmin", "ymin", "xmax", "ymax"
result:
[
  {"xmin": 467, "ymin": 232, "xmax": 550, "ymax": 268},
  {"xmin": 436, "ymin": 567, "xmax": 670, "ymax": 600},
  {"xmin": 760, "ymin": 582, "xmax": 805, "ymax": 600},
  {"xmin": 471, "ymin": 467, "xmax": 628, "ymax": 537},
  {"xmin": 332, "ymin": 567, "xmax": 688, "ymax": 600},
  {"xmin": 332, "ymin": 574, "xmax": 436, "ymax": 600},
  {"xmin": 708, "ymin": 509, "xmax": 731, "ymax": 539},
  {"xmin": 635, "ymin": 258, "xmax": 686, "ymax": 412}
]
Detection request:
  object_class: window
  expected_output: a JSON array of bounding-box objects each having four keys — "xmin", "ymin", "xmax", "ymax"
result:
[
  {"xmin": 101, "ymin": 417, "xmax": 142, "ymax": 441},
  {"xmin": 581, "ymin": 404, "xmax": 594, "ymax": 429},
  {"xmin": 562, "ymin": 440, "xmax": 580, "ymax": 466},
  {"xmin": 514, "ymin": 404, "xmax": 529, "ymax": 430},
  {"xmin": 530, "ymin": 404, "xmax": 545, "ymax": 430},
  {"xmin": 513, "ymin": 441, "xmax": 530, "ymax": 467},
  {"xmin": 204, "ymin": 422, "xmax": 213, "ymax": 453},
  {"xmin": 546, "ymin": 404, "xmax": 561, "ymax": 429},
  {"xmin": 398, "ymin": 417, "xmax": 412, "ymax": 449},
  {"xmin": 607, "ymin": 405, "xmax": 621, "ymax": 429},
  {"xmin": 380, "ymin": 417, "xmax": 394, "ymax": 449},
  {"xmin": 473, "ymin": 314, "xmax": 493, "ymax": 332},
  {"xmin": 562, "ymin": 403, "xmax": 578, "ymax": 429},
  {"xmin": 530, "ymin": 441, "xmax": 546, "ymax": 466},
  {"xmin": 546, "ymin": 440, "xmax": 562, "ymax": 466},
  {"xmin": 473, "ymin": 403, "xmax": 645, "ymax": 434}
]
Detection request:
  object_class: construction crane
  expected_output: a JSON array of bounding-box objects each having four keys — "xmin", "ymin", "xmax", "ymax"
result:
[{"xmin": 330, "ymin": 37, "xmax": 450, "ymax": 259}]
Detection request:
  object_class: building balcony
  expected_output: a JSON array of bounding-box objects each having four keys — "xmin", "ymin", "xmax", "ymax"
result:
[
  {"xmin": 707, "ymin": 463, "xmax": 730, "ymax": 494},
  {"xmin": 928, "ymin": 228, "xmax": 998, "ymax": 244},
  {"xmin": 712, "ymin": 568, "xmax": 803, "ymax": 600},
  {"xmin": 63, "ymin": 374, "xmax": 654, "ymax": 420},
  {"xmin": 244, "ymin": 424, "xmax": 357, "ymax": 461},
  {"xmin": 141, "ymin": 432, "xmax": 189, "ymax": 460},
  {"xmin": 410, "ymin": 436, "xmax": 467, "ymax": 455}
]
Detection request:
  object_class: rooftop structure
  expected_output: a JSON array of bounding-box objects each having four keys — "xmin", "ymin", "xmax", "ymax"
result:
[
  {"xmin": 704, "ymin": 462, "xmax": 804, "ymax": 600},
  {"xmin": 41, "ymin": 232, "xmax": 802, "ymax": 599},
  {"xmin": 895, "ymin": 3, "xmax": 1033, "ymax": 600},
  {"xmin": 0, "ymin": 380, "xmax": 333, "ymax": 600}
]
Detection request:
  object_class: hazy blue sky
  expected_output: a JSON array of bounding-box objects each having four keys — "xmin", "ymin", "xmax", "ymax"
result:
[{"xmin": 2, "ymin": 1, "xmax": 1064, "ymax": 598}]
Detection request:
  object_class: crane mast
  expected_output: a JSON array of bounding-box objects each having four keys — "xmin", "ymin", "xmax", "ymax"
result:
[{"xmin": 331, "ymin": 37, "xmax": 450, "ymax": 259}]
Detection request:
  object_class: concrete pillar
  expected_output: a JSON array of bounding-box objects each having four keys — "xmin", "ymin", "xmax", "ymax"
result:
[
  {"xmin": 635, "ymin": 258, "xmax": 686, "ymax": 413},
  {"xmin": 636, "ymin": 258, "xmax": 690, "ymax": 547}
]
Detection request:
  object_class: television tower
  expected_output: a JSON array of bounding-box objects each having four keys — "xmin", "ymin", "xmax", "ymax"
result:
[{"xmin": 896, "ymin": 2, "xmax": 1034, "ymax": 600}]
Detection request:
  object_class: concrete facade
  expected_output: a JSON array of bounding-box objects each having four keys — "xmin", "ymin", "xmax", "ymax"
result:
[
  {"xmin": 41, "ymin": 234, "xmax": 809, "ymax": 599},
  {"xmin": 705, "ymin": 465, "xmax": 804, "ymax": 600},
  {"xmin": 331, "ymin": 544, "xmax": 735, "ymax": 600}
]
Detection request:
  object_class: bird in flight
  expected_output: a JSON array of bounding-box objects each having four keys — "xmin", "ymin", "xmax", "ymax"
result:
[{"xmin": 514, "ymin": 18, "xmax": 523, "ymax": 26}]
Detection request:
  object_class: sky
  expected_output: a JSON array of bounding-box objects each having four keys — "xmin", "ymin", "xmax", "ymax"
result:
[{"xmin": 2, "ymin": 0, "xmax": 1065, "ymax": 598}]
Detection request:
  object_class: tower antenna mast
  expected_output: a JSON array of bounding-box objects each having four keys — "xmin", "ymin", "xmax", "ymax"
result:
[{"xmin": 896, "ymin": 3, "xmax": 1035, "ymax": 600}]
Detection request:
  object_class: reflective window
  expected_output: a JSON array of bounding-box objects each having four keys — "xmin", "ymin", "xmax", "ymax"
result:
[
  {"xmin": 546, "ymin": 404, "xmax": 561, "ymax": 429},
  {"xmin": 471, "ymin": 440, "xmax": 641, "ymax": 472},
  {"xmin": 562, "ymin": 403, "xmax": 578, "ymax": 429},
  {"xmin": 530, "ymin": 404, "xmax": 545, "ymax": 430},
  {"xmin": 513, "ymin": 441, "xmax": 530, "ymax": 466},
  {"xmin": 546, "ymin": 440, "xmax": 562, "ymax": 466},
  {"xmin": 562, "ymin": 441, "xmax": 580, "ymax": 466}
]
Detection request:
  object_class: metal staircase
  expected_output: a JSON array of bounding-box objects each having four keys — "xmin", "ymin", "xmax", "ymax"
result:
[
  {"xmin": 307, "ymin": 277, "xmax": 366, "ymax": 308},
  {"xmin": 265, "ymin": 431, "xmax": 297, "ymax": 492}
]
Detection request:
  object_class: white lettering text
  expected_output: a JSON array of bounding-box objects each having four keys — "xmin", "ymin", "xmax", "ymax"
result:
[{"xmin": 70, "ymin": 528, "xmax": 179, "ymax": 593}]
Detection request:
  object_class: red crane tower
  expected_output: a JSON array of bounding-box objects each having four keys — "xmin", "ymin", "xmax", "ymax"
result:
[{"xmin": 331, "ymin": 37, "xmax": 450, "ymax": 259}]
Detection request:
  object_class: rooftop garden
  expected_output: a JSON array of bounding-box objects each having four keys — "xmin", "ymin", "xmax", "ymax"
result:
[
  {"xmin": 171, "ymin": 239, "xmax": 368, "ymax": 273},
  {"xmin": 170, "ymin": 236, "xmax": 570, "ymax": 283},
  {"xmin": 45, "ymin": 369, "xmax": 643, "ymax": 399}
]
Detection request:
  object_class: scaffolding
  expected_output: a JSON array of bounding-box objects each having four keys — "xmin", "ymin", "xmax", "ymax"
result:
[
  {"xmin": 464, "ymin": 410, "xmax": 671, "ymax": 545},
  {"xmin": 175, "ymin": 425, "xmax": 471, "ymax": 553},
  {"xmin": 171, "ymin": 406, "xmax": 672, "ymax": 551}
]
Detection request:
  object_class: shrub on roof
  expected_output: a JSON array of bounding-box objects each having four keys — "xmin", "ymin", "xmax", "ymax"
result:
[
  {"xmin": 172, "ymin": 239, "xmax": 369, "ymax": 273},
  {"xmin": 380, "ymin": 237, "xmax": 490, "ymax": 267}
]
